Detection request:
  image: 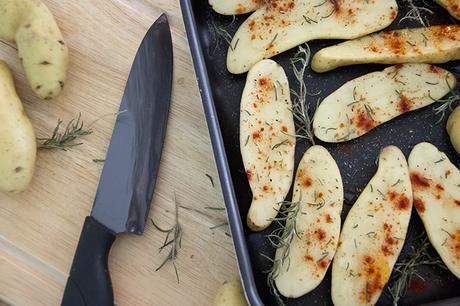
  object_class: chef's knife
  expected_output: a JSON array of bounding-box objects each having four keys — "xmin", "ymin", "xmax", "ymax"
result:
[{"xmin": 61, "ymin": 13, "xmax": 173, "ymax": 306}]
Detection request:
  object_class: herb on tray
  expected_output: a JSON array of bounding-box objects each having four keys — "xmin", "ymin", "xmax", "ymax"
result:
[
  {"xmin": 399, "ymin": 0, "xmax": 434, "ymax": 27},
  {"xmin": 37, "ymin": 111, "xmax": 124, "ymax": 150},
  {"xmin": 388, "ymin": 234, "xmax": 447, "ymax": 305},
  {"xmin": 213, "ymin": 15, "xmax": 236, "ymax": 54},
  {"xmin": 430, "ymin": 73, "xmax": 460, "ymax": 123},
  {"xmin": 151, "ymin": 192, "xmax": 183, "ymax": 283},
  {"xmin": 289, "ymin": 44, "xmax": 319, "ymax": 146},
  {"xmin": 262, "ymin": 196, "xmax": 304, "ymax": 306}
]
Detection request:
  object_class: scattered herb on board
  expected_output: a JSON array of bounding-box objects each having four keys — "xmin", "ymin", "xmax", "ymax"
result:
[
  {"xmin": 37, "ymin": 111, "xmax": 124, "ymax": 150},
  {"xmin": 388, "ymin": 234, "xmax": 447, "ymax": 305},
  {"xmin": 151, "ymin": 192, "xmax": 183, "ymax": 283},
  {"xmin": 262, "ymin": 196, "xmax": 304, "ymax": 306},
  {"xmin": 289, "ymin": 44, "xmax": 319, "ymax": 146},
  {"xmin": 180, "ymin": 205, "xmax": 230, "ymax": 236}
]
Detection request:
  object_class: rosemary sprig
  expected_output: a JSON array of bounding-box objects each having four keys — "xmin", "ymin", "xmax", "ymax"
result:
[
  {"xmin": 263, "ymin": 197, "xmax": 304, "ymax": 306},
  {"xmin": 430, "ymin": 73, "xmax": 460, "ymax": 123},
  {"xmin": 213, "ymin": 15, "xmax": 236, "ymax": 53},
  {"xmin": 399, "ymin": 0, "xmax": 434, "ymax": 27},
  {"xmin": 151, "ymin": 192, "xmax": 183, "ymax": 283},
  {"xmin": 388, "ymin": 235, "xmax": 447, "ymax": 305},
  {"xmin": 37, "ymin": 111, "xmax": 124, "ymax": 150},
  {"xmin": 289, "ymin": 44, "xmax": 319, "ymax": 146}
]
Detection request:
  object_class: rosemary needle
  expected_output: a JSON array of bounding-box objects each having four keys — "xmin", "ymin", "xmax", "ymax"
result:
[
  {"xmin": 151, "ymin": 191, "xmax": 183, "ymax": 283},
  {"xmin": 388, "ymin": 235, "xmax": 447, "ymax": 305},
  {"xmin": 289, "ymin": 44, "xmax": 319, "ymax": 146},
  {"xmin": 37, "ymin": 111, "xmax": 125, "ymax": 150}
]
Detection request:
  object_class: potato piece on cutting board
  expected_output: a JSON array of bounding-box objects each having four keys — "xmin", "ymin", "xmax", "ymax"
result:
[
  {"xmin": 311, "ymin": 25, "xmax": 460, "ymax": 73},
  {"xmin": 313, "ymin": 63, "xmax": 456, "ymax": 143},
  {"xmin": 240, "ymin": 59, "xmax": 296, "ymax": 232},
  {"xmin": 227, "ymin": 0, "xmax": 398, "ymax": 74},
  {"xmin": 274, "ymin": 145, "xmax": 343, "ymax": 298},
  {"xmin": 408, "ymin": 142, "xmax": 460, "ymax": 279},
  {"xmin": 434, "ymin": 0, "xmax": 460, "ymax": 21},
  {"xmin": 331, "ymin": 146, "xmax": 413, "ymax": 306},
  {"xmin": 214, "ymin": 276, "xmax": 249, "ymax": 306}
]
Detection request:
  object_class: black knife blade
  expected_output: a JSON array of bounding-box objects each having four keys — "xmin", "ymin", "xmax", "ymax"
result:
[{"xmin": 61, "ymin": 13, "xmax": 173, "ymax": 306}]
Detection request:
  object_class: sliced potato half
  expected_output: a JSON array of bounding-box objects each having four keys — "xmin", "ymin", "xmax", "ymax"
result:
[
  {"xmin": 240, "ymin": 59, "xmax": 296, "ymax": 231},
  {"xmin": 408, "ymin": 142, "xmax": 460, "ymax": 279},
  {"xmin": 311, "ymin": 25, "xmax": 460, "ymax": 73},
  {"xmin": 274, "ymin": 145, "xmax": 343, "ymax": 298},
  {"xmin": 227, "ymin": 0, "xmax": 398, "ymax": 74},
  {"xmin": 434, "ymin": 0, "xmax": 460, "ymax": 21},
  {"xmin": 331, "ymin": 146, "xmax": 413, "ymax": 306},
  {"xmin": 209, "ymin": 0, "xmax": 263, "ymax": 15},
  {"xmin": 313, "ymin": 63, "xmax": 456, "ymax": 143}
]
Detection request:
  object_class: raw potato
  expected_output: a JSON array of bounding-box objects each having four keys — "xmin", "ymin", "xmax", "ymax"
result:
[
  {"xmin": 0, "ymin": 60, "xmax": 36, "ymax": 193},
  {"xmin": 446, "ymin": 105, "xmax": 460, "ymax": 155},
  {"xmin": 227, "ymin": 0, "xmax": 398, "ymax": 74},
  {"xmin": 331, "ymin": 146, "xmax": 412, "ymax": 306},
  {"xmin": 240, "ymin": 59, "xmax": 296, "ymax": 232},
  {"xmin": 313, "ymin": 63, "xmax": 456, "ymax": 143},
  {"xmin": 209, "ymin": 0, "xmax": 261, "ymax": 15},
  {"xmin": 274, "ymin": 145, "xmax": 343, "ymax": 298},
  {"xmin": 214, "ymin": 276, "xmax": 249, "ymax": 306},
  {"xmin": 0, "ymin": 0, "xmax": 69, "ymax": 100},
  {"xmin": 408, "ymin": 142, "xmax": 460, "ymax": 279},
  {"xmin": 434, "ymin": 0, "xmax": 460, "ymax": 20},
  {"xmin": 311, "ymin": 25, "xmax": 460, "ymax": 73}
]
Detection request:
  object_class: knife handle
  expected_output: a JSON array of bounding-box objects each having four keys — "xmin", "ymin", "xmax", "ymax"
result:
[{"xmin": 61, "ymin": 216, "xmax": 116, "ymax": 306}]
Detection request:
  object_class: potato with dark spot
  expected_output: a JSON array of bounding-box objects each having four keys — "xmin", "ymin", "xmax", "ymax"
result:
[
  {"xmin": 0, "ymin": 0, "xmax": 68, "ymax": 100},
  {"xmin": 0, "ymin": 60, "xmax": 36, "ymax": 193},
  {"xmin": 214, "ymin": 276, "xmax": 248, "ymax": 306}
]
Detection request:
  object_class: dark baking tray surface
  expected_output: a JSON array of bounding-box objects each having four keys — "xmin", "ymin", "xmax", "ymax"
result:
[{"xmin": 179, "ymin": 1, "xmax": 460, "ymax": 305}]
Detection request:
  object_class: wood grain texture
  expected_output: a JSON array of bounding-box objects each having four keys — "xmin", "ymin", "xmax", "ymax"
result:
[{"xmin": 0, "ymin": 0, "xmax": 239, "ymax": 305}]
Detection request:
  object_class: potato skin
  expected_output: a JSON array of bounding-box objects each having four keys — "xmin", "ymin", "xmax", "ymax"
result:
[
  {"xmin": 0, "ymin": 60, "xmax": 36, "ymax": 193},
  {"xmin": 0, "ymin": 0, "xmax": 68, "ymax": 100},
  {"xmin": 214, "ymin": 276, "xmax": 248, "ymax": 306},
  {"xmin": 447, "ymin": 105, "xmax": 460, "ymax": 155}
]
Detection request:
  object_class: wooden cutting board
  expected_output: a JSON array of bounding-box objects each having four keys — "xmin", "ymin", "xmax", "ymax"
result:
[{"xmin": 0, "ymin": 0, "xmax": 239, "ymax": 305}]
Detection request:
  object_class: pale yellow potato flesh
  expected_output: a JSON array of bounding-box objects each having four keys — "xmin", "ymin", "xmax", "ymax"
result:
[
  {"xmin": 0, "ymin": 0, "xmax": 68, "ymax": 100},
  {"xmin": 240, "ymin": 59, "xmax": 296, "ymax": 232},
  {"xmin": 0, "ymin": 60, "xmax": 36, "ymax": 193},
  {"xmin": 227, "ymin": 0, "xmax": 398, "ymax": 74},
  {"xmin": 313, "ymin": 63, "xmax": 456, "ymax": 143},
  {"xmin": 408, "ymin": 142, "xmax": 460, "ymax": 279},
  {"xmin": 274, "ymin": 145, "xmax": 343, "ymax": 298},
  {"xmin": 434, "ymin": 0, "xmax": 460, "ymax": 21},
  {"xmin": 446, "ymin": 105, "xmax": 460, "ymax": 155},
  {"xmin": 311, "ymin": 25, "xmax": 460, "ymax": 73},
  {"xmin": 331, "ymin": 146, "xmax": 412, "ymax": 306},
  {"xmin": 209, "ymin": 0, "xmax": 263, "ymax": 15},
  {"xmin": 214, "ymin": 276, "xmax": 249, "ymax": 306}
]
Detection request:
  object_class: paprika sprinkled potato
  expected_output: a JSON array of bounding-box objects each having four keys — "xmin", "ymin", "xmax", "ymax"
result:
[
  {"xmin": 227, "ymin": 0, "xmax": 398, "ymax": 74},
  {"xmin": 311, "ymin": 25, "xmax": 460, "ymax": 73},
  {"xmin": 0, "ymin": 0, "xmax": 68, "ymax": 100},
  {"xmin": 408, "ymin": 142, "xmax": 460, "ymax": 279},
  {"xmin": 240, "ymin": 59, "xmax": 296, "ymax": 232},
  {"xmin": 0, "ymin": 60, "xmax": 36, "ymax": 193},
  {"xmin": 331, "ymin": 146, "xmax": 412, "ymax": 306}
]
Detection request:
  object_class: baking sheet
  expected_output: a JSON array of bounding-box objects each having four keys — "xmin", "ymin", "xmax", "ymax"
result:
[{"xmin": 180, "ymin": 0, "xmax": 460, "ymax": 305}]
